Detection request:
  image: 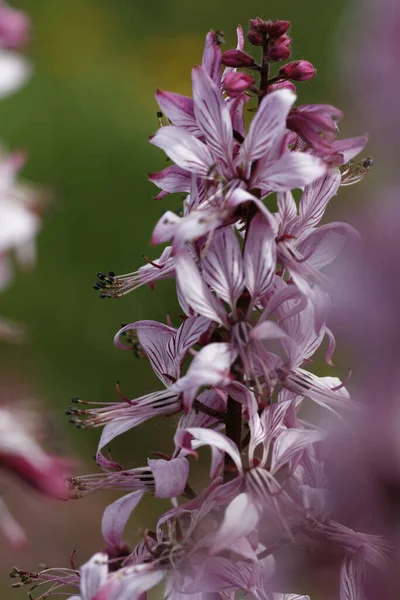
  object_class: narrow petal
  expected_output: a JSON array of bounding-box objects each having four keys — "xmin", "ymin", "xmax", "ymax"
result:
[
  {"xmin": 297, "ymin": 222, "xmax": 361, "ymax": 270},
  {"xmin": 201, "ymin": 226, "xmax": 245, "ymax": 306},
  {"xmin": 340, "ymin": 549, "xmax": 365, "ymax": 600},
  {"xmin": 101, "ymin": 491, "xmax": 145, "ymax": 548},
  {"xmin": 114, "ymin": 320, "xmax": 177, "ymax": 385},
  {"xmin": 150, "ymin": 126, "xmax": 214, "ymax": 177},
  {"xmin": 80, "ymin": 553, "xmax": 108, "ymax": 600},
  {"xmin": 254, "ymin": 151, "xmax": 327, "ymax": 192},
  {"xmin": 202, "ymin": 30, "xmax": 222, "ymax": 85},
  {"xmin": 174, "ymin": 427, "xmax": 243, "ymax": 474},
  {"xmin": 277, "ymin": 190, "xmax": 298, "ymax": 232},
  {"xmin": 174, "ymin": 251, "xmax": 227, "ymax": 324},
  {"xmin": 156, "ymin": 90, "xmax": 199, "ymax": 134},
  {"xmin": 167, "ymin": 315, "xmax": 212, "ymax": 366},
  {"xmin": 329, "ymin": 134, "xmax": 368, "ymax": 164},
  {"xmin": 298, "ymin": 169, "xmax": 341, "ymax": 232},
  {"xmin": 271, "ymin": 429, "xmax": 325, "ymax": 474},
  {"xmin": 172, "ymin": 342, "xmax": 236, "ymax": 412},
  {"xmin": 240, "ymin": 89, "xmax": 296, "ymax": 167},
  {"xmin": 148, "ymin": 456, "xmax": 189, "ymax": 498},
  {"xmin": 148, "ymin": 165, "xmax": 191, "ymax": 198},
  {"xmin": 243, "ymin": 213, "xmax": 276, "ymax": 306},
  {"xmin": 192, "ymin": 66, "xmax": 233, "ymax": 166},
  {"xmin": 210, "ymin": 493, "xmax": 259, "ymax": 558}
]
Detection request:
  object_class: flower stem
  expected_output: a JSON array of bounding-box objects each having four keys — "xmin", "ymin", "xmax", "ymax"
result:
[{"xmin": 223, "ymin": 395, "xmax": 242, "ymax": 482}]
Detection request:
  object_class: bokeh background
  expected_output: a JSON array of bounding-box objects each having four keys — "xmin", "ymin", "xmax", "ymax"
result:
[{"xmin": 0, "ymin": 0, "xmax": 362, "ymax": 597}]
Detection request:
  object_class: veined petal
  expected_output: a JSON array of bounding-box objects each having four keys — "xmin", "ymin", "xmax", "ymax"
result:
[
  {"xmin": 271, "ymin": 429, "xmax": 325, "ymax": 475},
  {"xmin": 150, "ymin": 126, "xmax": 214, "ymax": 177},
  {"xmin": 167, "ymin": 315, "xmax": 212, "ymax": 366},
  {"xmin": 253, "ymin": 151, "xmax": 327, "ymax": 192},
  {"xmin": 240, "ymin": 89, "xmax": 296, "ymax": 168},
  {"xmin": 175, "ymin": 251, "xmax": 227, "ymax": 324},
  {"xmin": 277, "ymin": 190, "xmax": 298, "ymax": 233},
  {"xmin": 192, "ymin": 66, "xmax": 233, "ymax": 166},
  {"xmin": 156, "ymin": 90, "xmax": 199, "ymax": 134},
  {"xmin": 148, "ymin": 165, "xmax": 191, "ymax": 198},
  {"xmin": 114, "ymin": 320, "xmax": 177, "ymax": 385},
  {"xmin": 202, "ymin": 30, "xmax": 222, "ymax": 85},
  {"xmin": 298, "ymin": 169, "xmax": 341, "ymax": 232},
  {"xmin": 201, "ymin": 226, "xmax": 245, "ymax": 307},
  {"xmin": 174, "ymin": 427, "xmax": 243, "ymax": 474},
  {"xmin": 80, "ymin": 553, "xmax": 108, "ymax": 600},
  {"xmin": 243, "ymin": 213, "xmax": 276, "ymax": 306},
  {"xmin": 101, "ymin": 490, "xmax": 145, "ymax": 548},
  {"xmin": 340, "ymin": 549, "xmax": 365, "ymax": 600}
]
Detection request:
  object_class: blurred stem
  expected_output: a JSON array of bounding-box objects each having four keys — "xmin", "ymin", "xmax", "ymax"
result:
[
  {"xmin": 223, "ymin": 395, "xmax": 242, "ymax": 483},
  {"xmin": 259, "ymin": 35, "xmax": 270, "ymax": 103}
]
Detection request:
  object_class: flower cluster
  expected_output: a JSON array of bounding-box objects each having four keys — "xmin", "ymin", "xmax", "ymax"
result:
[{"xmin": 16, "ymin": 17, "xmax": 379, "ymax": 599}]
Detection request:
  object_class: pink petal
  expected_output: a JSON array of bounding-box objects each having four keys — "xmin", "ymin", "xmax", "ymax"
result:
[
  {"xmin": 329, "ymin": 134, "xmax": 368, "ymax": 164},
  {"xmin": 148, "ymin": 165, "xmax": 191, "ymax": 198},
  {"xmin": 271, "ymin": 429, "xmax": 325, "ymax": 474},
  {"xmin": 114, "ymin": 320, "xmax": 176, "ymax": 385},
  {"xmin": 297, "ymin": 222, "xmax": 361, "ymax": 271},
  {"xmin": 202, "ymin": 30, "xmax": 222, "ymax": 85},
  {"xmin": 240, "ymin": 89, "xmax": 296, "ymax": 168},
  {"xmin": 167, "ymin": 315, "xmax": 212, "ymax": 366},
  {"xmin": 340, "ymin": 549, "xmax": 365, "ymax": 600},
  {"xmin": 210, "ymin": 493, "xmax": 259, "ymax": 558},
  {"xmin": 277, "ymin": 190, "xmax": 298, "ymax": 232},
  {"xmin": 201, "ymin": 226, "xmax": 245, "ymax": 306},
  {"xmin": 298, "ymin": 169, "xmax": 341, "ymax": 232},
  {"xmin": 174, "ymin": 251, "xmax": 227, "ymax": 324},
  {"xmin": 148, "ymin": 456, "xmax": 189, "ymax": 498},
  {"xmin": 101, "ymin": 490, "xmax": 145, "ymax": 548},
  {"xmin": 150, "ymin": 126, "xmax": 214, "ymax": 177},
  {"xmin": 243, "ymin": 213, "xmax": 276, "ymax": 305},
  {"xmin": 80, "ymin": 553, "xmax": 108, "ymax": 599},
  {"xmin": 254, "ymin": 151, "xmax": 327, "ymax": 192},
  {"xmin": 172, "ymin": 342, "xmax": 236, "ymax": 412},
  {"xmin": 151, "ymin": 211, "xmax": 181, "ymax": 245},
  {"xmin": 192, "ymin": 66, "xmax": 233, "ymax": 167},
  {"xmin": 155, "ymin": 89, "xmax": 199, "ymax": 134},
  {"xmin": 174, "ymin": 427, "xmax": 243, "ymax": 475}
]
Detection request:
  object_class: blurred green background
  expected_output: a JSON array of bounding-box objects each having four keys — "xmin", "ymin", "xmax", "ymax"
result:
[{"xmin": 0, "ymin": 0, "xmax": 350, "ymax": 597}]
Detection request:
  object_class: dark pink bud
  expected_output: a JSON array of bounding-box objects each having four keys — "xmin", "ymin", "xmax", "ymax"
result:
[
  {"xmin": 249, "ymin": 17, "xmax": 270, "ymax": 33},
  {"xmin": 247, "ymin": 30, "xmax": 263, "ymax": 46},
  {"xmin": 269, "ymin": 20, "xmax": 291, "ymax": 38},
  {"xmin": 268, "ymin": 43, "xmax": 292, "ymax": 62},
  {"xmin": 221, "ymin": 49, "xmax": 255, "ymax": 68},
  {"xmin": 268, "ymin": 80, "xmax": 296, "ymax": 94},
  {"xmin": 224, "ymin": 71, "xmax": 254, "ymax": 97},
  {"xmin": 278, "ymin": 60, "xmax": 317, "ymax": 81}
]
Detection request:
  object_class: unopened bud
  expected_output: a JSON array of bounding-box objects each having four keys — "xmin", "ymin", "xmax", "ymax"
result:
[
  {"xmin": 268, "ymin": 80, "xmax": 296, "ymax": 94},
  {"xmin": 269, "ymin": 20, "xmax": 291, "ymax": 38},
  {"xmin": 224, "ymin": 72, "xmax": 254, "ymax": 97},
  {"xmin": 268, "ymin": 42, "xmax": 291, "ymax": 62},
  {"xmin": 247, "ymin": 30, "xmax": 263, "ymax": 46},
  {"xmin": 278, "ymin": 60, "xmax": 316, "ymax": 81},
  {"xmin": 221, "ymin": 49, "xmax": 255, "ymax": 68},
  {"xmin": 249, "ymin": 17, "xmax": 270, "ymax": 33}
]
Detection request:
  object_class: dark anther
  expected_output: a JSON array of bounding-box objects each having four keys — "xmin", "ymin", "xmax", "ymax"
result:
[
  {"xmin": 96, "ymin": 272, "xmax": 105, "ymax": 280},
  {"xmin": 93, "ymin": 284, "xmax": 100, "ymax": 290},
  {"xmin": 157, "ymin": 111, "xmax": 163, "ymax": 119},
  {"xmin": 71, "ymin": 396, "xmax": 80, "ymax": 402},
  {"xmin": 362, "ymin": 156, "xmax": 373, "ymax": 168},
  {"xmin": 65, "ymin": 409, "xmax": 72, "ymax": 415},
  {"xmin": 108, "ymin": 271, "xmax": 115, "ymax": 277}
]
